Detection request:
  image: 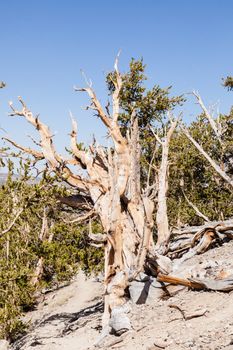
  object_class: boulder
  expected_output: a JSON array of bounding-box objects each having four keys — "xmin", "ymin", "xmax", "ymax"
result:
[{"xmin": 129, "ymin": 273, "xmax": 164, "ymax": 304}]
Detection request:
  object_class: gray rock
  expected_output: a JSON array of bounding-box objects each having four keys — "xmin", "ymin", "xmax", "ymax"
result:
[
  {"xmin": 0, "ymin": 340, "xmax": 9, "ymax": 350},
  {"xmin": 129, "ymin": 276, "xmax": 163, "ymax": 304},
  {"xmin": 109, "ymin": 304, "xmax": 131, "ymax": 335}
]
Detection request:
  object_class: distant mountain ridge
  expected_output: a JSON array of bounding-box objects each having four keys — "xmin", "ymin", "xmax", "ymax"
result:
[{"xmin": 0, "ymin": 173, "xmax": 39, "ymax": 185}]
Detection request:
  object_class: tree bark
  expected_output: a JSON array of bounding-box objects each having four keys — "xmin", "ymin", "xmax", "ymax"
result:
[
  {"xmin": 153, "ymin": 119, "xmax": 178, "ymax": 254},
  {"xmin": 6, "ymin": 61, "xmax": 176, "ymax": 336}
]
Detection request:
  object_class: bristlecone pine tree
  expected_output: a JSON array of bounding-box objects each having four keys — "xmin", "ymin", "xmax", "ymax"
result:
[{"xmin": 5, "ymin": 58, "xmax": 233, "ymax": 339}]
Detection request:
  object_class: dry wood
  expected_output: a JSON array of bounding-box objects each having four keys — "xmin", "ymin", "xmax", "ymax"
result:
[
  {"xmin": 31, "ymin": 208, "xmax": 54, "ymax": 286},
  {"xmin": 3, "ymin": 137, "xmax": 44, "ymax": 160},
  {"xmin": 31, "ymin": 257, "xmax": 44, "ymax": 287},
  {"xmin": 6, "ymin": 60, "xmax": 157, "ymax": 334},
  {"xmin": 181, "ymin": 190, "xmax": 209, "ymax": 222},
  {"xmin": 8, "ymin": 59, "xmax": 232, "ymax": 337},
  {"xmin": 0, "ymin": 208, "xmax": 24, "ymax": 238},
  {"xmin": 192, "ymin": 91, "xmax": 222, "ymax": 143},
  {"xmin": 169, "ymin": 220, "xmax": 233, "ymax": 262},
  {"xmin": 157, "ymin": 273, "xmax": 204, "ymax": 289},
  {"xmin": 169, "ymin": 304, "xmax": 207, "ymax": 320},
  {"xmin": 181, "ymin": 125, "xmax": 233, "ymax": 187},
  {"xmin": 8, "ymin": 97, "xmax": 90, "ymax": 192},
  {"xmin": 172, "ymin": 219, "xmax": 233, "ymax": 235},
  {"xmin": 151, "ymin": 118, "xmax": 178, "ymax": 254},
  {"xmin": 189, "ymin": 275, "xmax": 233, "ymax": 291},
  {"xmin": 62, "ymin": 210, "xmax": 95, "ymax": 224},
  {"xmin": 158, "ymin": 272, "xmax": 233, "ymax": 292}
]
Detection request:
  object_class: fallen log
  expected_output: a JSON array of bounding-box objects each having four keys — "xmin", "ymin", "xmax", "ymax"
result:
[
  {"xmin": 168, "ymin": 219, "xmax": 233, "ymax": 259},
  {"xmin": 157, "ymin": 273, "xmax": 203, "ymax": 289},
  {"xmin": 172, "ymin": 219, "xmax": 233, "ymax": 236},
  {"xmin": 189, "ymin": 275, "xmax": 233, "ymax": 292},
  {"xmin": 157, "ymin": 273, "xmax": 233, "ymax": 292}
]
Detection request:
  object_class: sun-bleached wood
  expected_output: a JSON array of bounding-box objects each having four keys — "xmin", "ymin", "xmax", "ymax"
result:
[
  {"xmin": 5, "ymin": 59, "xmax": 233, "ymax": 340},
  {"xmin": 151, "ymin": 118, "xmax": 178, "ymax": 254},
  {"xmin": 7, "ymin": 59, "xmax": 173, "ymax": 335},
  {"xmin": 192, "ymin": 91, "xmax": 223, "ymax": 143},
  {"xmin": 181, "ymin": 126, "xmax": 233, "ymax": 188}
]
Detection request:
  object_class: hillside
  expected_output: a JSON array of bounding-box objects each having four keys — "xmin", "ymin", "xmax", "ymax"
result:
[{"xmin": 10, "ymin": 240, "xmax": 233, "ymax": 350}]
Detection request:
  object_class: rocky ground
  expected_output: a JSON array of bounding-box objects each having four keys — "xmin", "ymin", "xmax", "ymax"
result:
[{"xmin": 9, "ymin": 240, "xmax": 233, "ymax": 350}]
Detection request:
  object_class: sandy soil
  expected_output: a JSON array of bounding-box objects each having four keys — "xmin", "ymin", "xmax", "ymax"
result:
[{"xmin": 11, "ymin": 241, "xmax": 233, "ymax": 350}]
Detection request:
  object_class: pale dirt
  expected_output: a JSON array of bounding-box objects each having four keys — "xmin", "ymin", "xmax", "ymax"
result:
[{"xmin": 11, "ymin": 241, "xmax": 233, "ymax": 350}]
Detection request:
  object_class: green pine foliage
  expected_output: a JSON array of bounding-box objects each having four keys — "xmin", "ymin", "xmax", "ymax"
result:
[
  {"xmin": 168, "ymin": 113, "xmax": 233, "ymax": 227},
  {"xmin": 223, "ymin": 76, "xmax": 233, "ymax": 91},
  {"xmin": 0, "ymin": 160, "xmax": 103, "ymax": 340},
  {"xmin": 106, "ymin": 58, "xmax": 185, "ymax": 134}
]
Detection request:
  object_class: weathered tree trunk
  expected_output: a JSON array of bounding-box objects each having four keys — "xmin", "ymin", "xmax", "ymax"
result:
[
  {"xmin": 6, "ymin": 60, "xmax": 157, "ymax": 336},
  {"xmin": 6, "ymin": 59, "xmax": 233, "ymax": 344},
  {"xmin": 152, "ymin": 119, "xmax": 178, "ymax": 254},
  {"xmin": 31, "ymin": 207, "xmax": 54, "ymax": 287}
]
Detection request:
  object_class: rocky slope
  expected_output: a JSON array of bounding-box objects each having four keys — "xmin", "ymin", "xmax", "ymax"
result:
[{"xmin": 10, "ymin": 241, "xmax": 233, "ymax": 350}]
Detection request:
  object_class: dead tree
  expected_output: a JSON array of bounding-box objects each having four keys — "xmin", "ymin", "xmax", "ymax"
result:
[
  {"xmin": 5, "ymin": 58, "xmax": 179, "ymax": 336},
  {"xmin": 151, "ymin": 119, "xmax": 178, "ymax": 254},
  {"xmin": 5, "ymin": 61, "xmax": 233, "ymax": 339}
]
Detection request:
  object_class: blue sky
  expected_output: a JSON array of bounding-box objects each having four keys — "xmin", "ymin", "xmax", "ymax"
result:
[{"xmin": 0, "ymin": 0, "xmax": 233, "ymax": 155}]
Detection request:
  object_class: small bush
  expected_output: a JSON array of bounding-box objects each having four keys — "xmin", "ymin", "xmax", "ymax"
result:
[{"xmin": 0, "ymin": 161, "xmax": 103, "ymax": 340}]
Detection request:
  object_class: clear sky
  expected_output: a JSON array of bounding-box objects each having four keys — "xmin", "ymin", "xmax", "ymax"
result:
[{"xmin": 0, "ymin": 0, "xmax": 233, "ymax": 155}]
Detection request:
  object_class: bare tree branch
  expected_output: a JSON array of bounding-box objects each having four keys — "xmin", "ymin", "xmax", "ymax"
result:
[
  {"xmin": 74, "ymin": 86, "xmax": 112, "ymax": 129},
  {"xmin": 74, "ymin": 77, "xmax": 126, "ymax": 152},
  {"xmin": 112, "ymin": 52, "xmax": 122, "ymax": 122},
  {"xmin": 181, "ymin": 125, "xmax": 233, "ymax": 188},
  {"xmin": 182, "ymin": 189, "xmax": 210, "ymax": 222},
  {"xmin": 3, "ymin": 137, "xmax": 44, "ymax": 160},
  {"xmin": 8, "ymin": 97, "xmax": 89, "ymax": 191},
  {"xmin": 69, "ymin": 112, "xmax": 88, "ymax": 168},
  {"xmin": 0, "ymin": 208, "xmax": 24, "ymax": 238},
  {"xmin": 172, "ymin": 219, "xmax": 233, "ymax": 236},
  {"xmin": 88, "ymin": 220, "xmax": 107, "ymax": 243},
  {"xmin": 193, "ymin": 91, "xmax": 222, "ymax": 143}
]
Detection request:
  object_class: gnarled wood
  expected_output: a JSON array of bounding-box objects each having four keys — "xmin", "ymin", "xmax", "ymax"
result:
[
  {"xmin": 6, "ymin": 58, "xmax": 233, "ymax": 341},
  {"xmin": 152, "ymin": 118, "xmax": 178, "ymax": 254},
  {"xmin": 6, "ymin": 60, "xmax": 158, "ymax": 335},
  {"xmin": 158, "ymin": 273, "xmax": 233, "ymax": 292},
  {"xmin": 192, "ymin": 91, "xmax": 223, "ymax": 143},
  {"xmin": 172, "ymin": 219, "xmax": 233, "ymax": 236}
]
